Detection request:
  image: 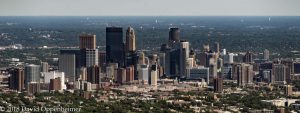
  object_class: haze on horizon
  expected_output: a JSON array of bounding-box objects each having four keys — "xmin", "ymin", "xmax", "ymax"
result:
[{"xmin": 0, "ymin": 0, "xmax": 300, "ymax": 16}]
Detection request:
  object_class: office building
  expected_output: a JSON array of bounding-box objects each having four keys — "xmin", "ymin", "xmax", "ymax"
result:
[
  {"xmin": 235, "ymin": 63, "xmax": 254, "ymax": 86},
  {"xmin": 126, "ymin": 65, "xmax": 134, "ymax": 82},
  {"xmin": 222, "ymin": 64, "xmax": 233, "ymax": 79},
  {"xmin": 25, "ymin": 64, "xmax": 41, "ymax": 88},
  {"xmin": 117, "ymin": 68, "xmax": 126, "ymax": 84},
  {"xmin": 106, "ymin": 27, "xmax": 125, "ymax": 67},
  {"xmin": 138, "ymin": 65, "xmax": 149, "ymax": 84},
  {"xmin": 187, "ymin": 66, "xmax": 210, "ymax": 83},
  {"xmin": 272, "ymin": 64, "xmax": 286, "ymax": 84},
  {"xmin": 49, "ymin": 78, "xmax": 61, "ymax": 91},
  {"xmin": 214, "ymin": 77, "xmax": 223, "ymax": 93},
  {"xmin": 8, "ymin": 68, "xmax": 25, "ymax": 92},
  {"xmin": 169, "ymin": 27, "xmax": 180, "ymax": 43},
  {"xmin": 149, "ymin": 64, "xmax": 158, "ymax": 86},
  {"xmin": 42, "ymin": 71, "xmax": 66, "ymax": 90},
  {"xmin": 41, "ymin": 62, "xmax": 49, "ymax": 72},
  {"xmin": 285, "ymin": 85, "xmax": 293, "ymax": 96},
  {"xmin": 81, "ymin": 49, "xmax": 98, "ymax": 67},
  {"xmin": 243, "ymin": 52, "xmax": 254, "ymax": 63},
  {"xmin": 264, "ymin": 49, "xmax": 270, "ymax": 60},
  {"xmin": 87, "ymin": 65, "xmax": 101, "ymax": 84},
  {"xmin": 79, "ymin": 34, "xmax": 96, "ymax": 49},
  {"xmin": 125, "ymin": 27, "xmax": 136, "ymax": 53},
  {"xmin": 59, "ymin": 53, "xmax": 76, "ymax": 82},
  {"xmin": 27, "ymin": 82, "xmax": 40, "ymax": 94},
  {"xmin": 98, "ymin": 51, "xmax": 106, "ymax": 68}
]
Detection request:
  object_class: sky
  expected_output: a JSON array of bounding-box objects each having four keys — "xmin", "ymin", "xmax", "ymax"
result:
[{"xmin": 0, "ymin": 0, "xmax": 300, "ymax": 16}]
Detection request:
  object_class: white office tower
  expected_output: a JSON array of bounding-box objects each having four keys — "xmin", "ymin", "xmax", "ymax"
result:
[
  {"xmin": 41, "ymin": 71, "xmax": 66, "ymax": 90},
  {"xmin": 85, "ymin": 49, "xmax": 99, "ymax": 67},
  {"xmin": 25, "ymin": 64, "xmax": 41, "ymax": 88},
  {"xmin": 150, "ymin": 64, "xmax": 158, "ymax": 86},
  {"xmin": 179, "ymin": 41, "xmax": 189, "ymax": 77},
  {"xmin": 222, "ymin": 49, "xmax": 226, "ymax": 55},
  {"xmin": 223, "ymin": 53, "xmax": 235, "ymax": 64},
  {"xmin": 80, "ymin": 67, "xmax": 87, "ymax": 81},
  {"xmin": 138, "ymin": 64, "xmax": 149, "ymax": 84}
]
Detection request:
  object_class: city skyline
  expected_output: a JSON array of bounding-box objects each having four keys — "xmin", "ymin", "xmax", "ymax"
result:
[{"xmin": 0, "ymin": 0, "xmax": 300, "ymax": 16}]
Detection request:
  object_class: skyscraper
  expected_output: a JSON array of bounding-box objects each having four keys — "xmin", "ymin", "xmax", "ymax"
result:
[
  {"xmin": 79, "ymin": 34, "xmax": 96, "ymax": 49},
  {"xmin": 214, "ymin": 42, "xmax": 220, "ymax": 54},
  {"xmin": 214, "ymin": 77, "xmax": 223, "ymax": 93},
  {"xmin": 106, "ymin": 27, "xmax": 125, "ymax": 67},
  {"xmin": 41, "ymin": 62, "xmax": 49, "ymax": 72},
  {"xmin": 264, "ymin": 49, "xmax": 270, "ymax": 60},
  {"xmin": 87, "ymin": 65, "xmax": 101, "ymax": 84},
  {"xmin": 149, "ymin": 64, "xmax": 158, "ymax": 86},
  {"xmin": 81, "ymin": 49, "xmax": 99, "ymax": 67},
  {"xmin": 25, "ymin": 64, "xmax": 41, "ymax": 88},
  {"xmin": 272, "ymin": 64, "xmax": 286, "ymax": 84},
  {"xmin": 243, "ymin": 52, "xmax": 254, "ymax": 63},
  {"xmin": 235, "ymin": 63, "xmax": 254, "ymax": 86},
  {"xmin": 59, "ymin": 50, "xmax": 77, "ymax": 82},
  {"xmin": 125, "ymin": 27, "xmax": 136, "ymax": 53},
  {"xmin": 169, "ymin": 28, "xmax": 180, "ymax": 43},
  {"xmin": 8, "ymin": 68, "xmax": 25, "ymax": 92}
]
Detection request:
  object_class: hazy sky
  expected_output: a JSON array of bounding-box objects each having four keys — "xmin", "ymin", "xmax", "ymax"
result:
[{"xmin": 0, "ymin": 0, "xmax": 300, "ymax": 16}]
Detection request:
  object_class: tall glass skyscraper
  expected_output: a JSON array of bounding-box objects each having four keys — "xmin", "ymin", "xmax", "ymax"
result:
[{"xmin": 106, "ymin": 27, "xmax": 125, "ymax": 67}]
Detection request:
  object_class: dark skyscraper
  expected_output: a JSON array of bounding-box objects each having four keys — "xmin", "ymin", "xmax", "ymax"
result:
[
  {"xmin": 8, "ymin": 68, "xmax": 25, "ymax": 92},
  {"xmin": 169, "ymin": 28, "xmax": 180, "ymax": 43},
  {"xmin": 79, "ymin": 34, "xmax": 96, "ymax": 49},
  {"xmin": 214, "ymin": 77, "xmax": 223, "ymax": 93},
  {"xmin": 106, "ymin": 27, "xmax": 125, "ymax": 67}
]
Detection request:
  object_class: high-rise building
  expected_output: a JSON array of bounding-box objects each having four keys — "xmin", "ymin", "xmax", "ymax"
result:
[
  {"xmin": 235, "ymin": 63, "xmax": 254, "ymax": 86},
  {"xmin": 126, "ymin": 65, "xmax": 134, "ymax": 82},
  {"xmin": 25, "ymin": 64, "xmax": 41, "ymax": 88},
  {"xmin": 243, "ymin": 52, "xmax": 254, "ymax": 63},
  {"xmin": 214, "ymin": 77, "xmax": 223, "ymax": 93},
  {"xmin": 27, "ymin": 82, "xmax": 40, "ymax": 94},
  {"xmin": 222, "ymin": 64, "xmax": 233, "ymax": 79},
  {"xmin": 264, "ymin": 49, "xmax": 270, "ymax": 60},
  {"xmin": 285, "ymin": 85, "xmax": 293, "ymax": 96},
  {"xmin": 125, "ymin": 27, "xmax": 136, "ymax": 53},
  {"xmin": 149, "ymin": 64, "xmax": 158, "ymax": 86},
  {"xmin": 203, "ymin": 44, "xmax": 210, "ymax": 52},
  {"xmin": 272, "ymin": 64, "xmax": 286, "ymax": 84},
  {"xmin": 98, "ymin": 51, "xmax": 106, "ymax": 68},
  {"xmin": 81, "ymin": 49, "xmax": 98, "ymax": 67},
  {"xmin": 87, "ymin": 65, "xmax": 101, "ymax": 84},
  {"xmin": 106, "ymin": 27, "xmax": 125, "ymax": 67},
  {"xmin": 8, "ymin": 68, "xmax": 25, "ymax": 92},
  {"xmin": 214, "ymin": 42, "xmax": 220, "ymax": 55},
  {"xmin": 138, "ymin": 52, "xmax": 146, "ymax": 65},
  {"xmin": 79, "ymin": 34, "xmax": 96, "ymax": 49},
  {"xmin": 187, "ymin": 66, "xmax": 210, "ymax": 83},
  {"xmin": 59, "ymin": 52, "xmax": 76, "ymax": 82},
  {"xmin": 117, "ymin": 68, "xmax": 126, "ymax": 84},
  {"xmin": 138, "ymin": 65, "xmax": 149, "ymax": 84},
  {"xmin": 179, "ymin": 41, "xmax": 189, "ymax": 77},
  {"xmin": 49, "ymin": 78, "xmax": 61, "ymax": 91},
  {"xmin": 42, "ymin": 71, "xmax": 66, "ymax": 90},
  {"xmin": 169, "ymin": 28, "xmax": 180, "ymax": 43},
  {"xmin": 41, "ymin": 62, "xmax": 49, "ymax": 72},
  {"xmin": 79, "ymin": 67, "xmax": 87, "ymax": 81}
]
